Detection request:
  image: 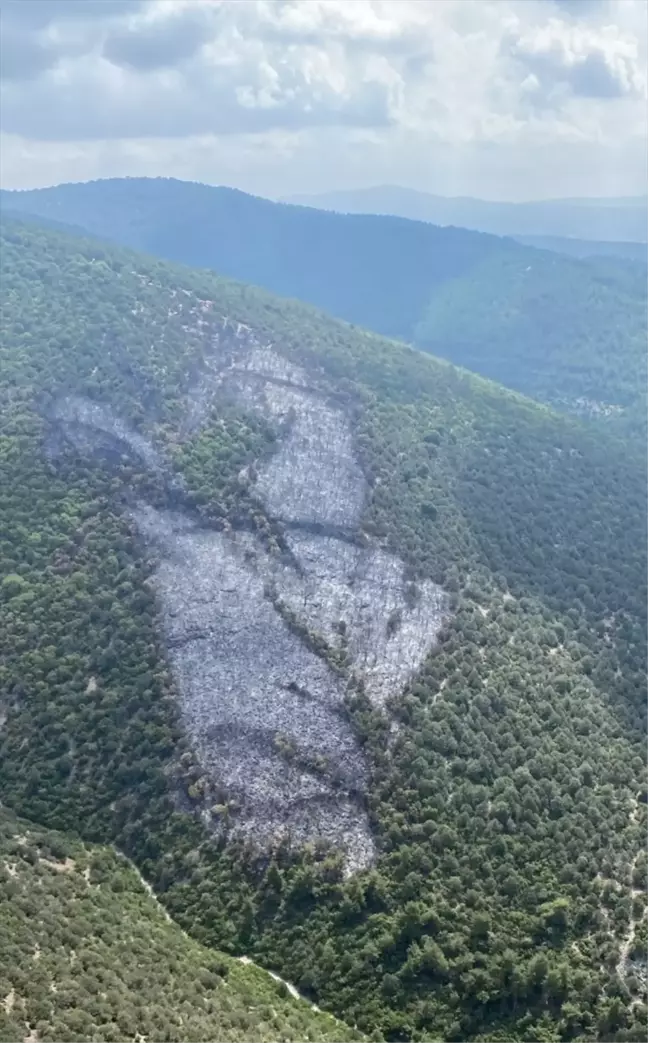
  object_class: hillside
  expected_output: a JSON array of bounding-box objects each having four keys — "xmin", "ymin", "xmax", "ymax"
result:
[
  {"xmin": 414, "ymin": 251, "xmax": 648, "ymax": 426},
  {"xmin": 286, "ymin": 186, "xmax": 648, "ymax": 244},
  {"xmin": 0, "ymin": 216, "xmax": 646, "ymax": 1042},
  {"xmin": 514, "ymin": 236, "xmax": 648, "ymax": 265},
  {"xmin": 0, "ymin": 806, "xmax": 361, "ymax": 1043},
  {"xmin": 2, "ymin": 179, "xmax": 646, "ymax": 433}
]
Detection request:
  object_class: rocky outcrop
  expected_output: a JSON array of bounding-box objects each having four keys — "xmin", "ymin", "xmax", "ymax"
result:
[{"xmin": 47, "ymin": 320, "xmax": 449, "ymax": 872}]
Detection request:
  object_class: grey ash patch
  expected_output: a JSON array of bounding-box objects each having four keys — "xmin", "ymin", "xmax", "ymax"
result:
[
  {"xmin": 268, "ymin": 532, "xmax": 447, "ymax": 707},
  {"xmin": 191, "ymin": 336, "xmax": 449, "ymax": 706},
  {"xmin": 253, "ymin": 384, "xmax": 365, "ymax": 529},
  {"xmin": 131, "ymin": 506, "xmax": 373, "ymax": 871},
  {"xmin": 187, "ymin": 335, "xmax": 365, "ymax": 529},
  {"xmin": 46, "ymin": 319, "xmax": 450, "ymax": 872},
  {"xmin": 47, "ymin": 395, "xmax": 165, "ymax": 473}
]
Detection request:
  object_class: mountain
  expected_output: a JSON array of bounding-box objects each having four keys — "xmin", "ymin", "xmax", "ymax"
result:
[
  {"xmin": 0, "ymin": 806, "xmax": 361, "ymax": 1043},
  {"xmin": 413, "ymin": 250, "xmax": 647, "ymax": 427},
  {"xmin": 514, "ymin": 235, "xmax": 648, "ymax": 265},
  {"xmin": 0, "ymin": 178, "xmax": 521, "ymax": 345},
  {"xmin": 2, "ymin": 179, "xmax": 646, "ymax": 434},
  {"xmin": 1, "ymin": 215, "xmax": 646, "ymax": 1041},
  {"xmin": 285, "ymin": 185, "xmax": 648, "ymax": 244}
]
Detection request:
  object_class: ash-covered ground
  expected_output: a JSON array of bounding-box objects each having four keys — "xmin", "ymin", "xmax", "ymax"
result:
[
  {"xmin": 131, "ymin": 505, "xmax": 374, "ymax": 870},
  {"xmin": 48, "ymin": 321, "xmax": 449, "ymax": 872}
]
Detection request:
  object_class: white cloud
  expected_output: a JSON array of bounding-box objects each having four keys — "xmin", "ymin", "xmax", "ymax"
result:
[
  {"xmin": 0, "ymin": 0, "xmax": 645, "ymax": 198},
  {"xmin": 504, "ymin": 17, "xmax": 646, "ymax": 102}
]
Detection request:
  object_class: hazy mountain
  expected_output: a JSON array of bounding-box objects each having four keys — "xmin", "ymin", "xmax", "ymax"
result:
[
  {"xmin": 285, "ymin": 185, "xmax": 648, "ymax": 243},
  {"xmin": 2, "ymin": 179, "xmax": 646, "ymax": 433},
  {"xmin": 515, "ymin": 234, "xmax": 648, "ymax": 264},
  {"xmin": 1, "ymin": 215, "xmax": 646, "ymax": 1041}
]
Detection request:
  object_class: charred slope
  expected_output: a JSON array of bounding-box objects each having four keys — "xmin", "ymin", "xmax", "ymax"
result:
[
  {"xmin": 46, "ymin": 331, "xmax": 448, "ymax": 873},
  {"xmin": 1, "ymin": 218, "xmax": 646, "ymax": 1042}
]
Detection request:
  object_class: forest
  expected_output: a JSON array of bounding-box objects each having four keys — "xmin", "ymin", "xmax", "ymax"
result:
[
  {"xmin": 2, "ymin": 178, "xmax": 646, "ymax": 435},
  {"xmin": 0, "ymin": 215, "xmax": 646, "ymax": 1042},
  {"xmin": 0, "ymin": 807, "xmax": 360, "ymax": 1043}
]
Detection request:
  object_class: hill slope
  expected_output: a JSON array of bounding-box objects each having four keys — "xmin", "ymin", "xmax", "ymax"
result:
[
  {"xmin": 414, "ymin": 251, "xmax": 647, "ymax": 424},
  {"xmin": 1, "ymin": 217, "xmax": 646, "ymax": 1041},
  {"xmin": 285, "ymin": 186, "xmax": 648, "ymax": 244},
  {"xmin": 0, "ymin": 807, "xmax": 361, "ymax": 1043},
  {"xmin": 2, "ymin": 179, "xmax": 646, "ymax": 432},
  {"xmin": 514, "ymin": 235, "xmax": 648, "ymax": 265}
]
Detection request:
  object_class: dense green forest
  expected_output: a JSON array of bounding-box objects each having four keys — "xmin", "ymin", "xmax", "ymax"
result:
[
  {"xmin": 2, "ymin": 179, "xmax": 646, "ymax": 433},
  {"xmin": 0, "ymin": 807, "xmax": 360, "ymax": 1043},
  {"xmin": 414, "ymin": 251, "xmax": 648, "ymax": 430},
  {"xmin": 0, "ymin": 217, "xmax": 646, "ymax": 1042}
]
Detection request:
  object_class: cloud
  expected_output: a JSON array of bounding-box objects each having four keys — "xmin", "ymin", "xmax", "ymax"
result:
[
  {"xmin": 0, "ymin": 0, "xmax": 144, "ymax": 29},
  {"xmin": 504, "ymin": 17, "xmax": 646, "ymax": 102},
  {"xmin": 1, "ymin": 1, "xmax": 411, "ymax": 140},
  {"xmin": 102, "ymin": 6, "xmax": 213, "ymax": 71},
  {"xmin": 0, "ymin": 0, "xmax": 147, "ymax": 81},
  {"xmin": 0, "ymin": 0, "xmax": 646, "ymax": 199},
  {"xmin": 550, "ymin": 0, "xmax": 611, "ymax": 13},
  {"xmin": 0, "ymin": 25, "xmax": 56, "ymax": 81}
]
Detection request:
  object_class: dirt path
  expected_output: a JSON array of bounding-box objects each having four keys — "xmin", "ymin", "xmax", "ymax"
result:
[
  {"xmin": 237, "ymin": 955, "xmax": 320, "ymax": 1009},
  {"xmin": 593, "ymin": 804, "xmax": 646, "ymax": 1010},
  {"xmin": 615, "ymin": 850, "xmax": 647, "ymax": 1004},
  {"xmin": 613, "ymin": 792, "xmax": 646, "ymax": 1005},
  {"xmin": 123, "ymin": 853, "xmax": 322, "ymax": 1012}
]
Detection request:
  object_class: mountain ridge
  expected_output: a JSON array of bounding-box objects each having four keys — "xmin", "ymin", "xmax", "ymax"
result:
[
  {"xmin": 284, "ymin": 184, "xmax": 648, "ymax": 243},
  {"xmin": 3, "ymin": 178, "xmax": 645, "ymax": 435}
]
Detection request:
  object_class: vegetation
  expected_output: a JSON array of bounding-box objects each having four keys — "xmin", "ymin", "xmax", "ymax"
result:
[
  {"xmin": 415, "ymin": 250, "xmax": 647, "ymax": 431},
  {"xmin": 2, "ymin": 179, "xmax": 646, "ymax": 432},
  {"xmin": 0, "ymin": 807, "xmax": 360, "ymax": 1043},
  {"xmin": 0, "ymin": 216, "xmax": 646, "ymax": 1041}
]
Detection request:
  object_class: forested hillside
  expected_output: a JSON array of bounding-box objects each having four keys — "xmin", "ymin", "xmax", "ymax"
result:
[
  {"xmin": 1, "ymin": 217, "xmax": 646, "ymax": 1042},
  {"xmin": 2, "ymin": 179, "xmax": 646, "ymax": 433},
  {"xmin": 0, "ymin": 178, "xmax": 504, "ymax": 343},
  {"xmin": 414, "ymin": 252, "xmax": 648, "ymax": 429},
  {"xmin": 0, "ymin": 807, "xmax": 360, "ymax": 1043}
]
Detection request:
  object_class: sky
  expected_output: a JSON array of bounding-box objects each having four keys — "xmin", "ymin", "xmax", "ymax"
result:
[{"xmin": 1, "ymin": 0, "xmax": 646, "ymax": 201}]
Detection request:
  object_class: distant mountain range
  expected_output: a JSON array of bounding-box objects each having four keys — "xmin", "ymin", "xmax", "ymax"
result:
[
  {"xmin": 286, "ymin": 185, "xmax": 648, "ymax": 251},
  {"xmin": 2, "ymin": 177, "xmax": 646, "ymax": 432}
]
